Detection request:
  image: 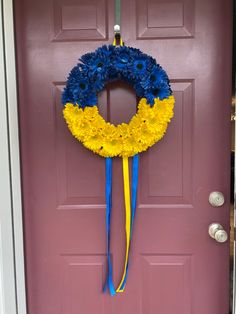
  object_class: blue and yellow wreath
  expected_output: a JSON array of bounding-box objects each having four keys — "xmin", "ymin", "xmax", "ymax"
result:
[
  {"xmin": 62, "ymin": 45, "xmax": 174, "ymax": 158},
  {"xmin": 62, "ymin": 44, "xmax": 175, "ymax": 295}
]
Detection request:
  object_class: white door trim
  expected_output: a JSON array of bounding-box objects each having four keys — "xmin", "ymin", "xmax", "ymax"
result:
[{"xmin": 0, "ymin": 0, "xmax": 27, "ymax": 313}]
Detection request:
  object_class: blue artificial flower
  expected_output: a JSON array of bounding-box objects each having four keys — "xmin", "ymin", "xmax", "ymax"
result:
[
  {"xmin": 115, "ymin": 51, "xmax": 130, "ymax": 69},
  {"xmin": 88, "ymin": 55, "xmax": 108, "ymax": 78},
  {"xmin": 62, "ymin": 87, "xmax": 73, "ymax": 105},
  {"xmin": 81, "ymin": 92, "xmax": 97, "ymax": 107},
  {"xmin": 145, "ymin": 82, "xmax": 171, "ymax": 105},
  {"xmin": 62, "ymin": 65, "xmax": 86, "ymax": 105},
  {"xmin": 63, "ymin": 67, "xmax": 98, "ymax": 106},
  {"xmin": 99, "ymin": 45, "xmax": 115, "ymax": 58},
  {"xmin": 90, "ymin": 73, "xmax": 104, "ymax": 92},
  {"xmin": 134, "ymin": 81, "xmax": 144, "ymax": 97},
  {"xmin": 62, "ymin": 45, "xmax": 172, "ymax": 108},
  {"xmin": 141, "ymin": 66, "xmax": 168, "ymax": 90},
  {"xmin": 95, "ymin": 57, "xmax": 106, "ymax": 72},
  {"xmin": 131, "ymin": 54, "xmax": 152, "ymax": 78},
  {"xmin": 80, "ymin": 49, "xmax": 109, "ymax": 79},
  {"xmin": 132, "ymin": 59, "xmax": 148, "ymax": 76},
  {"xmin": 79, "ymin": 52, "xmax": 94, "ymax": 65},
  {"xmin": 126, "ymin": 46, "xmax": 142, "ymax": 60}
]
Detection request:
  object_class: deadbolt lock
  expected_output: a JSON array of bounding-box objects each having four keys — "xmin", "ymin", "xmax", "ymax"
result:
[{"xmin": 209, "ymin": 191, "xmax": 225, "ymax": 207}]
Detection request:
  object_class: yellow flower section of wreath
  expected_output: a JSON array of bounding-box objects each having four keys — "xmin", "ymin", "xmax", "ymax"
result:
[{"xmin": 63, "ymin": 95, "xmax": 175, "ymax": 158}]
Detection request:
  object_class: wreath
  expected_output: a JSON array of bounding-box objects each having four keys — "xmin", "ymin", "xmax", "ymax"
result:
[
  {"xmin": 62, "ymin": 44, "xmax": 175, "ymax": 295},
  {"xmin": 62, "ymin": 45, "xmax": 174, "ymax": 158}
]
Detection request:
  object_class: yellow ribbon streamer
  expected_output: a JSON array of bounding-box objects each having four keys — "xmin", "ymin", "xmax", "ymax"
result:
[
  {"xmin": 113, "ymin": 37, "xmax": 129, "ymax": 293},
  {"xmin": 112, "ymin": 36, "xmax": 124, "ymax": 46},
  {"xmin": 112, "ymin": 35, "xmax": 124, "ymax": 46},
  {"xmin": 116, "ymin": 156, "xmax": 131, "ymax": 292}
]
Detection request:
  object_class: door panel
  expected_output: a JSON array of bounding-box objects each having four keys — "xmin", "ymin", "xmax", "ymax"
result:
[{"xmin": 14, "ymin": 0, "xmax": 232, "ymax": 313}]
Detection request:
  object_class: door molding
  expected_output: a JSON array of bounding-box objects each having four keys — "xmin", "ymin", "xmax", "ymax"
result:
[{"xmin": 0, "ymin": 0, "xmax": 27, "ymax": 313}]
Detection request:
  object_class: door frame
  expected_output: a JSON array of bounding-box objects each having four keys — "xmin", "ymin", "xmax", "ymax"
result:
[
  {"xmin": 0, "ymin": 0, "xmax": 234, "ymax": 313},
  {"xmin": 0, "ymin": 0, "xmax": 27, "ymax": 313}
]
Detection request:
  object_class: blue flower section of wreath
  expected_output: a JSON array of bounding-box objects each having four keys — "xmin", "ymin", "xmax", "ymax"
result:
[{"xmin": 62, "ymin": 45, "xmax": 172, "ymax": 107}]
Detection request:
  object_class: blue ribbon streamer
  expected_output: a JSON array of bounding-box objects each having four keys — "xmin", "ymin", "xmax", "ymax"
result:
[
  {"xmin": 104, "ymin": 157, "xmax": 116, "ymax": 295},
  {"xmin": 120, "ymin": 154, "xmax": 139, "ymax": 290}
]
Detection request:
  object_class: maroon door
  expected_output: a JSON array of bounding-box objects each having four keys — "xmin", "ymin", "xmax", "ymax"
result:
[{"xmin": 14, "ymin": 0, "xmax": 232, "ymax": 313}]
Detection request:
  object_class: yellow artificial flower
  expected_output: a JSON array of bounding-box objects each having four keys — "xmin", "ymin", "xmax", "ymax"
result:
[
  {"xmin": 117, "ymin": 123, "xmax": 132, "ymax": 139},
  {"xmin": 84, "ymin": 134, "xmax": 104, "ymax": 152},
  {"xmin": 63, "ymin": 95, "xmax": 175, "ymax": 158},
  {"xmin": 101, "ymin": 139, "xmax": 123, "ymax": 157}
]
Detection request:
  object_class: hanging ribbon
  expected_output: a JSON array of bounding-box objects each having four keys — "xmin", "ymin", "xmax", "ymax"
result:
[
  {"xmin": 104, "ymin": 154, "xmax": 139, "ymax": 295},
  {"xmin": 112, "ymin": 36, "xmax": 124, "ymax": 46},
  {"xmin": 104, "ymin": 157, "xmax": 116, "ymax": 295},
  {"xmin": 116, "ymin": 156, "xmax": 131, "ymax": 292},
  {"xmin": 105, "ymin": 6, "xmax": 137, "ymax": 294},
  {"xmin": 104, "ymin": 32, "xmax": 124, "ymax": 295},
  {"xmin": 116, "ymin": 154, "xmax": 139, "ymax": 292},
  {"xmin": 118, "ymin": 154, "xmax": 139, "ymax": 291},
  {"xmin": 131, "ymin": 154, "xmax": 139, "ymax": 233}
]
